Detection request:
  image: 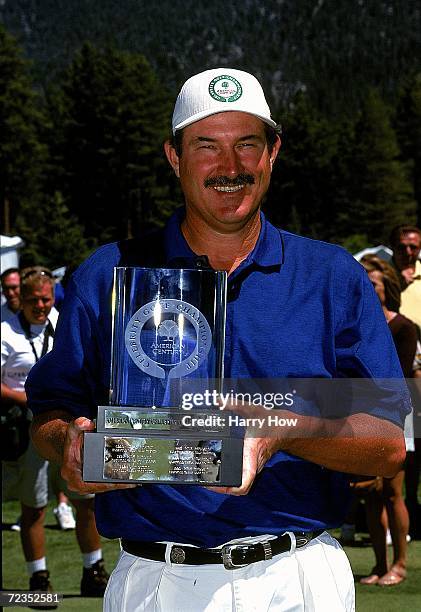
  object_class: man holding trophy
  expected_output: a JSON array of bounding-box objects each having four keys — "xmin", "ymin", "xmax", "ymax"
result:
[{"xmin": 27, "ymin": 69, "xmax": 409, "ymax": 611}]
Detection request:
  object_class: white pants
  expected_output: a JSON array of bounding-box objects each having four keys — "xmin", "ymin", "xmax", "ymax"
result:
[{"xmin": 103, "ymin": 532, "xmax": 355, "ymax": 612}]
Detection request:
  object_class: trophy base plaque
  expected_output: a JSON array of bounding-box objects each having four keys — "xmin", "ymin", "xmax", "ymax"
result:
[{"xmin": 83, "ymin": 406, "xmax": 243, "ymax": 486}]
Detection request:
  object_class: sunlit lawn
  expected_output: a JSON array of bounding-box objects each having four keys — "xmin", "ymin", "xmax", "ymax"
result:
[{"xmin": 2, "ymin": 501, "xmax": 420, "ymax": 611}]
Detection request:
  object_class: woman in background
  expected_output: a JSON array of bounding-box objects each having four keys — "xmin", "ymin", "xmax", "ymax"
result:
[{"xmin": 359, "ymin": 255, "xmax": 417, "ymax": 586}]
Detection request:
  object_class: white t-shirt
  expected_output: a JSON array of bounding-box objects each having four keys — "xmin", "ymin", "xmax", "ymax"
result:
[{"xmin": 1, "ymin": 307, "xmax": 59, "ymax": 391}]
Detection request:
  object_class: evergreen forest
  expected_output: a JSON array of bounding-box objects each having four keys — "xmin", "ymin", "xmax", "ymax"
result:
[{"xmin": 1, "ymin": 0, "xmax": 420, "ymax": 268}]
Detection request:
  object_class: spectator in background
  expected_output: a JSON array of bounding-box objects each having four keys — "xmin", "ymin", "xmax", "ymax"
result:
[
  {"xmin": 1, "ymin": 266, "xmax": 76, "ymax": 533},
  {"xmin": 359, "ymin": 256, "xmax": 417, "ymax": 586},
  {"xmin": 1, "ymin": 268, "xmax": 21, "ymax": 322},
  {"xmin": 1, "ymin": 267, "xmax": 109, "ymax": 600},
  {"xmin": 390, "ymin": 225, "xmax": 421, "ymax": 332},
  {"xmin": 390, "ymin": 225, "xmax": 421, "ymax": 539}
]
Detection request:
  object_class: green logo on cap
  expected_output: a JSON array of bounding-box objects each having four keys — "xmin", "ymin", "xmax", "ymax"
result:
[{"xmin": 209, "ymin": 75, "xmax": 242, "ymax": 102}]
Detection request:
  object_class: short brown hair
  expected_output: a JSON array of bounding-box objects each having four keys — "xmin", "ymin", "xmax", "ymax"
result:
[
  {"xmin": 360, "ymin": 255, "xmax": 401, "ymax": 312},
  {"xmin": 389, "ymin": 225, "xmax": 421, "ymax": 247}
]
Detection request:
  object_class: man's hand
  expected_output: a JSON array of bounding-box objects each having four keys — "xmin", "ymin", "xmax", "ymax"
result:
[
  {"xmin": 31, "ymin": 411, "xmax": 136, "ymax": 495},
  {"xmin": 61, "ymin": 417, "xmax": 137, "ymax": 494},
  {"xmin": 400, "ymin": 267, "xmax": 415, "ymax": 285},
  {"xmin": 208, "ymin": 434, "xmax": 280, "ymax": 495}
]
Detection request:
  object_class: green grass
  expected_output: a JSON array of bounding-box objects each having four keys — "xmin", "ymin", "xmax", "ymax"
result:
[
  {"xmin": 332, "ymin": 530, "xmax": 421, "ymax": 612},
  {"xmin": 2, "ymin": 501, "xmax": 421, "ymax": 611},
  {"xmin": 2, "ymin": 500, "xmax": 120, "ymax": 611}
]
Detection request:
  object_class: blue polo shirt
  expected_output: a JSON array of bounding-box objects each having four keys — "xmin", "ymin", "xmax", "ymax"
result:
[{"xmin": 26, "ymin": 209, "xmax": 409, "ymax": 546}]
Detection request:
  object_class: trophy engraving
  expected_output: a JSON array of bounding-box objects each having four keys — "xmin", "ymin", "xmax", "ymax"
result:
[
  {"xmin": 102, "ymin": 436, "xmax": 222, "ymax": 483},
  {"xmin": 124, "ymin": 298, "xmax": 212, "ymax": 379},
  {"xmin": 83, "ymin": 267, "xmax": 243, "ymax": 486}
]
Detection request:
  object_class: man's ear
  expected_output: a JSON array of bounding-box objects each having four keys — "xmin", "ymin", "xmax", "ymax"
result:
[
  {"xmin": 164, "ymin": 140, "xmax": 180, "ymax": 178},
  {"xmin": 269, "ymin": 135, "xmax": 282, "ymax": 169}
]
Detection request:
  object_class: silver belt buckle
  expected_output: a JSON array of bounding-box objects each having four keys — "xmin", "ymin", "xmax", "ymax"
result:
[
  {"xmin": 295, "ymin": 533, "xmax": 312, "ymax": 548},
  {"xmin": 221, "ymin": 543, "xmax": 251, "ymax": 570}
]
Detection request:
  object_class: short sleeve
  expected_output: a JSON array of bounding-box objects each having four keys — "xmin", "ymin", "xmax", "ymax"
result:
[{"xmin": 333, "ymin": 252, "xmax": 412, "ymax": 427}]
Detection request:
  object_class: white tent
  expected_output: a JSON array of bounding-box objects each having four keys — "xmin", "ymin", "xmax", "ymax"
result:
[{"xmin": 0, "ymin": 235, "xmax": 25, "ymax": 274}]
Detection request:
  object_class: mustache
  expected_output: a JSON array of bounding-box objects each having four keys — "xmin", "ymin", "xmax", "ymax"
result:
[{"xmin": 204, "ymin": 173, "xmax": 255, "ymax": 188}]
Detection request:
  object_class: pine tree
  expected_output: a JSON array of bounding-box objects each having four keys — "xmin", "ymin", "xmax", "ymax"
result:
[
  {"xmin": 46, "ymin": 43, "xmax": 176, "ymax": 244},
  {"xmin": 395, "ymin": 73, "xmax": 421, "ymax": 226},
  {"xmin": 266, "ymin": 93, "xmax": 339, "ymax": 241},
  {"xmin": 0, "ymin": 26, "xmax": 46, "ymax": 234},
  {"xmin": 16, "ymin": 192, "xmax": 96, "ymax": 269},
  {"xmin": 347, "ymin": 89, "xmax": 416, "ymax": 244}
]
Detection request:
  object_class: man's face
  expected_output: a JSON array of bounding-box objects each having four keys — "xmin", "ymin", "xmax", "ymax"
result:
[
  {"xmin": 1, "ymin": 272, "xmax": 21, "ymax": 312},
  {"xmin": 165, "ymin": 112, "xmax": 280, "ymax": 232},
  {"xmin": 393, "ymin": 231, "xmax": 421, "ymax": 270},
  {"xmin": 21, "ymin": 283, "xmax": 54, "ymax": 325}
]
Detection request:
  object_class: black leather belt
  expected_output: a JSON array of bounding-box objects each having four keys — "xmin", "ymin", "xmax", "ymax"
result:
[{"xmin": 121, "ymin": 531, "xmax": 323, "ymax": 570}]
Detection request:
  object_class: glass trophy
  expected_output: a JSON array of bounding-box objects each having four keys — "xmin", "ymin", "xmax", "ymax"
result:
[{"xmin": 83, "ymin": 267, "xmax": 243, "ymax": 486}]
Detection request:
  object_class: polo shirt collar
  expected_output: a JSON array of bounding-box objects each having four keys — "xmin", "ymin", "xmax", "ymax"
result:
[
  {"xmin": 164, "ymin": 207, "xmax": 196, "ymax": 264},
  {"xmin": 246, "ymin": 211, "xmax": 284, "ymax": 268},
  {"xmin": 164, "ymin": 207, "xmax": 284, "ymax": 270}
]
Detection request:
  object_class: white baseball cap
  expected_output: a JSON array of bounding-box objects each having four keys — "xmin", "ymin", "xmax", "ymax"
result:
[{"xmin": 172, "ymin": 68, "xmax": 277, "ymax": 134}]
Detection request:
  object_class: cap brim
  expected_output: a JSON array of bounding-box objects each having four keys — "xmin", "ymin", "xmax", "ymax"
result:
[{"xmin": 173, "ymin": 108, "xmax": 277, "ymax": 133}]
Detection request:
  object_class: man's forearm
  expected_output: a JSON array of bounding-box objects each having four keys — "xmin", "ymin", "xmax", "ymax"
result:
[
  {"xmin": 30, "ymin": 410, "xmax": 73, "ymax": 464},
  {"xmin": 216, "ymin": 410, "xmax": 407, "ymax": 495},
  {"xmin": 277, "ymin": 412, "xmax": 405, "ymax": 478},
  {"xmin": 232, "ymin": 405, "xmax": 407, "ymax": 478}
]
